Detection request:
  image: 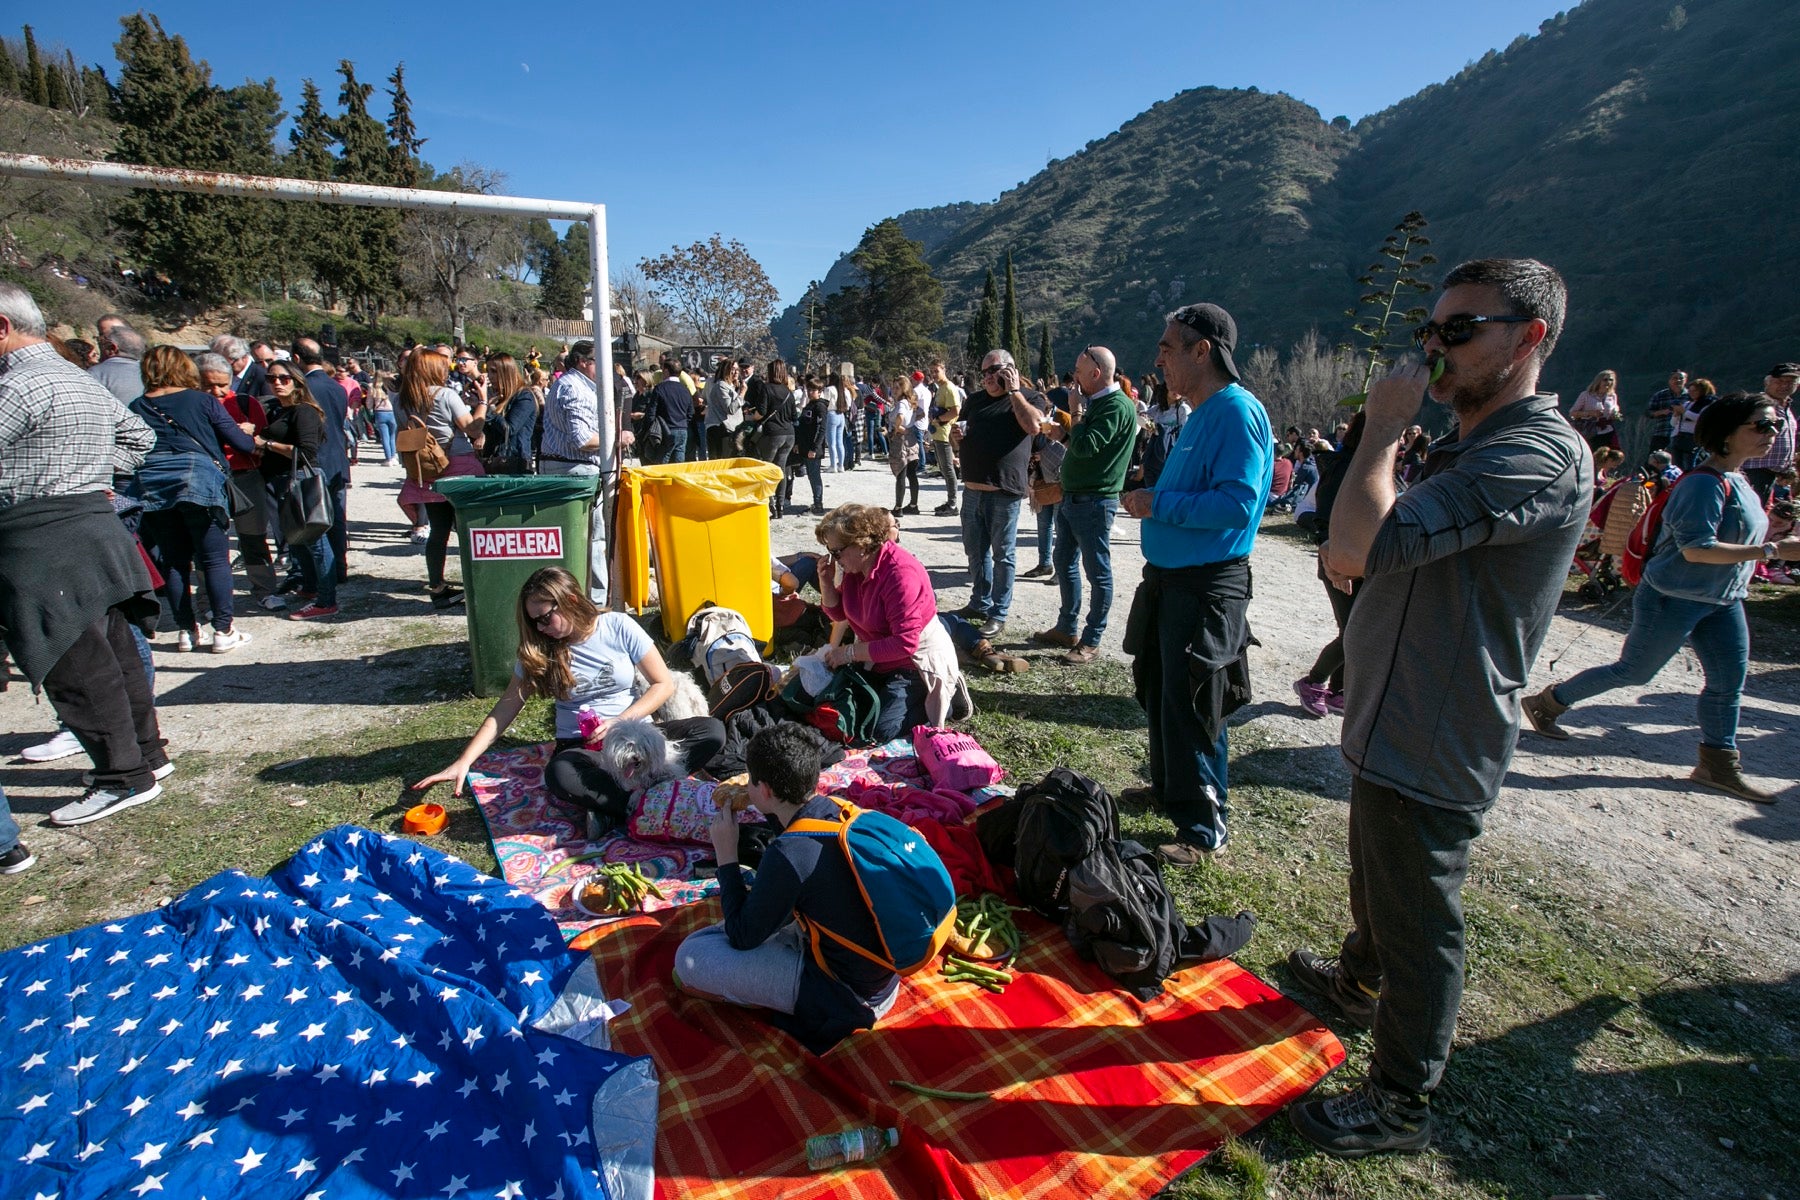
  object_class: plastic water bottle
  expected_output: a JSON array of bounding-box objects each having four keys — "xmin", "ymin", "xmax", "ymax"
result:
[{"xmin": 804, "ymin": 1125, "xmax": 899, "ymax": 1171}]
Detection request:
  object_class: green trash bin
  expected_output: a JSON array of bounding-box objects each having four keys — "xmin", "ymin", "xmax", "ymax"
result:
[{"xmin": 435, "ymin": 475, "xmax": 600, "ymax": 697}]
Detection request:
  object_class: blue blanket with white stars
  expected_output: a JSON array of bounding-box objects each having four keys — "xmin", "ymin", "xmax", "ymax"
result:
[{"xmin": 0, "ymin": 825, "xmax": 647, "ymax": 1200}]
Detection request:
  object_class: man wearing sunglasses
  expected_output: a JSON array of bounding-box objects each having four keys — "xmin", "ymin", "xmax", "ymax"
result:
[
  {"xmin": 1741, "ymin": 362, "xmax": 1798, "ymax": 504},
  {"xmin": 954, "ymin": 350, "xmax": 1047, "ymax": 638},
  {"xmin": 1285, "ymin": 259, "xmax": 1591, "ymax": 1159}
]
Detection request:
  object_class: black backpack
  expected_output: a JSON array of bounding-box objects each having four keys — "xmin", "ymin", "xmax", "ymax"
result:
[{"xmin": 978, "ymin": 768, "xmax": 1118, "ymax": 919}]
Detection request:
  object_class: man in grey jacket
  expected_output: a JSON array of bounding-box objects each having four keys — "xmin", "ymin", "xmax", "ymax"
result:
[{"xmin": 1285, "ymin": 259, "xmax": 1591, "ymax": 1157}]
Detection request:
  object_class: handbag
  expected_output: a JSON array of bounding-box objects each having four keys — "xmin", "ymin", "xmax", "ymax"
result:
[
  {"xmin": 227, "ymin": 472, "xmax": 260, "ymax": 516},
  {"xmin": 1030, "ymin": 479, "xmax": 1064, "ymax": 506},
  {"xmin": 279, "ymin": 462, "xmax": 333, "ymax": 546},
  {"xmin": 396, "ymin": 414, "xmax": 449, "ymax": 485}
]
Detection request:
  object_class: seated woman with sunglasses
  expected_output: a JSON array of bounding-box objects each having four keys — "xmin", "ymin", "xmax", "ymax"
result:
[
  {"xmin": 412, "ymin": 567, "xmax": 725, "ymax": 833},
  {"xmin": 815, "ymin": 504, "xmax": 963, "ymax": 742},
  {"xmin": 1524, "ymin": 393, "xmax": 1800, "ymax": 802}
]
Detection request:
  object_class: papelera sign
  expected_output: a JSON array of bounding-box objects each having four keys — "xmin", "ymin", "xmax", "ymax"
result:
[{"xmin": 469, "ymin": 526, "xmax": 564, "ymax": 561}]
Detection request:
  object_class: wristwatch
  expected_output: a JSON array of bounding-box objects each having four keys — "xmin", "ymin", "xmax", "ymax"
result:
[{"xmin": 1763, "ymin": 542, "xmax": 1779, "ymax": 561}]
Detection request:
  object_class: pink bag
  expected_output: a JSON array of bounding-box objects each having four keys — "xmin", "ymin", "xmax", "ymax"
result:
[{"xmin": 911, "ymin": 727, "xmax": 1004, "ymax": 793}]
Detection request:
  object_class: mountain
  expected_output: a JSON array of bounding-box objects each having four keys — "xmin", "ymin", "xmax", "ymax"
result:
[{"xmin": 778, "ymin": 0, "xmax": 1800, "ymax": 403}]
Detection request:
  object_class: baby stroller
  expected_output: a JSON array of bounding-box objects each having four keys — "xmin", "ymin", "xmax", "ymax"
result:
[{"xmin": 1573, "ymin": 475, "xmax": 1649, "ymax": 601}]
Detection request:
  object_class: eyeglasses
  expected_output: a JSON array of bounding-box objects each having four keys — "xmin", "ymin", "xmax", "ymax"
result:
[
  {"xmin": 1748, "ymin": 419, "xmax": 1780, "ymax": 434},
  {"xmin": 1411, "ymin": 314, "xmax": 1534, "ymax": 348},
  {"xmin": 980, "ymin": 364, "xmax": 1006, "ymax": 376},
  {"xmin": 825, "ymin": 546, "xmax": 846, "ymax": 563},
  {"xmin": 528, "ymin": 602, "xmax": 560, "ymax": 629},
  {"xmin": 268, "ymin": 375, "xmax": 296, "ymax": 386}
]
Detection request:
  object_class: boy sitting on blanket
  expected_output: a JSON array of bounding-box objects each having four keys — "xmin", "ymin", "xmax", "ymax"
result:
[{"xmin": 675, "ymin": 722, "xmax": 905, "ymax": 1053}]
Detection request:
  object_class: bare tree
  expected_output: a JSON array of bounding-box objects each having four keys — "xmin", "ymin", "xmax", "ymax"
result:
[
  {"xmin": 399, "ymin": 162, "xmax": 518, "ymax": 342},
  {"xmin": 639, "ymin": 234, "xmax": 780, "ymax": 350},
  {"xmin": 1265, "ymin": 328, "xmax": 1360, "ymax": 435},
  {"xmin": 610, "ymin": 266, "xmax": 681, "ymax": 340},
  {"xmin": 1239, "ymin": 345, "xmax": 1281, "ymax": 411}
]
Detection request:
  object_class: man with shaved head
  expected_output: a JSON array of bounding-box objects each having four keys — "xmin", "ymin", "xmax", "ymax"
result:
[{"xmin": 1034, "ymin": 344, "xmax": 1136, "ymax": 664}]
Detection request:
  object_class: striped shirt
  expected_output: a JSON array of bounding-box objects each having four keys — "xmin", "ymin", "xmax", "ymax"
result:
[
  {"xmin": 0, "ymin": 341, "xmax": 155, "ymax": 509},
  {"xmin": 540, "ymin": 366, "xmax": 600, "ymax": 465}
]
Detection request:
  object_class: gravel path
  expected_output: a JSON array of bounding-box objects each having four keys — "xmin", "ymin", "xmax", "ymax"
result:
[{"xmin": 5, "ymin": 454, "xmax": 1795, "ymax": 972}]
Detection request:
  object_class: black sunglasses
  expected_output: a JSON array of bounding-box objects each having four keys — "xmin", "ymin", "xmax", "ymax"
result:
[
  {"xmin": 980, "ymin": 364, "xmax": 1007, "ymax": 376},
  {"xmin": 1411, "ymin": 314, "xmax": 1534, "ymax": 348},
  {"xmin": 528, "ymin": 601, "xmax": 559, "ymax": 628},
  {"xmin": 1748, "ymin": 419, "xmax": 1780, "ymax": 434}
]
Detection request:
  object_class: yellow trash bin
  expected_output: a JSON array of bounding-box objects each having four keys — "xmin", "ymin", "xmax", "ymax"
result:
[{"xmin": 615, "ymin": 459, "xmax": 786, "ymax": 641}]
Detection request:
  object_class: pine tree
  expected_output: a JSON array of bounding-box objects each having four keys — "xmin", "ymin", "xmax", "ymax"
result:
[
  {"xmin": 817, "ymin": 218, "xmax": 944, "ymax": 375},
  {"xmin": 109, "ymin": 14, "xmax": 254, "ymax": 304},
  {"xmin": 537, "ymin": 224, "xmax": 590, "ymax": 320},
  {"xmin": 23, "ymin": 25, "xmax": 48, "ymax": 106},
  {"xmin": 1001, "ymin": 249, "xmax": 1029, "ymax": 368},
  {"xmin": 1036, "ymin": 322, "xmax": 1054, "ymax": 383},
  {"xmin": 966, "ymin": 269, "xmax": 1000, "ymax": 365},
  {"xmin": 384, "ymin": 62, "xmax": 424, "ymax": 187}
]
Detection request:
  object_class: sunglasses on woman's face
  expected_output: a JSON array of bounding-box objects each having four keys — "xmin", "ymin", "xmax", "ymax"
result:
[
  {"xmin": 269, "ymin": 375, "xmax": 296, "ymax": 386},
  {"xmin": 528, "ymin": 602, "xmax": 560, "ymax": 628},
  {"xmin": 1748, "ymin": 419, "xmax": 1780, "ymax": 434}
]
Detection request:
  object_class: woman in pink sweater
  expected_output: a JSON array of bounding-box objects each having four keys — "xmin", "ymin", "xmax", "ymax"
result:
[{"xmin": 816, "ymin": 504, "xmax": 961, "ymax": 742}]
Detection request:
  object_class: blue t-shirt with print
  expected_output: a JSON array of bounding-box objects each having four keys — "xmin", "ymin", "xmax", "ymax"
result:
[{"xmin": 515, "ymin": 611, "xmax": 654, "ymax": 736}]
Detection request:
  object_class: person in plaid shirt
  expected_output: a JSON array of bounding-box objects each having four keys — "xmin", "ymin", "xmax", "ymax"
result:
[
  {"xmin": 0, "ymin": 282, "xmax": 173, "ymax": 832},
  {"xmin": 1742, "ymin": 362, "xmax": 1797, "ymax": 504}
]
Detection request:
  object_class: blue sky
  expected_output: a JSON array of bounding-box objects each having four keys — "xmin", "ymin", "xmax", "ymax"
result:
[{"xmin": 29, "ymin": 2, "xmax": 1558, "ymax": 306}]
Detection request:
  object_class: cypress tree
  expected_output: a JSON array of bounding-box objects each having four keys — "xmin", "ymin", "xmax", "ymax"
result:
[
  {"xmin": 1001, "ymin": 249, "xmax": 1029, "ymax": 368},
  {"xmin": 0, "ymin": 40, "xmax": 19, "ymax": 98},
  {"xmin": 385, "ymin": 62, "xmax": 424, "ymax": 187},
  {"xmin": 23, "ymin": 25, "xmax": 48, "ymax": 106},
  {"xmin": 1036, "ymin": 322, "xmax": 1054, "ymax": 383},
  {"xmin": 331, "ymin": 59, "xmax": 403, "ymax": 316},
  {"xmin": 44, "ymin": 60, "xmax": 69, "ymax": 110},
  {"xmin": 966, "ymin": 268, "xmax": 1000, "ymax": 365}
]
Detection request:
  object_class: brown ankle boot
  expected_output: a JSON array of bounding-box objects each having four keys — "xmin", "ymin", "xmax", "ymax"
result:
[
  {"xmin": 1521, "ymin": 685, "xmax": 1571, "ymax": 740},
  {"xmin": 972, "ymin": 639, "xmax": 1028, "ymax": 673},
  {"xmin": 1690, "ymin": 745, "xmax": 1777, "ymax": 804}
]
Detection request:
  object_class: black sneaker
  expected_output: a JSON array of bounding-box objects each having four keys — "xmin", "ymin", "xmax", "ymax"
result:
[
  {"xmin": 1, "ymin": 843, "xmax": 37, "ymax": 874},
  {"xmin": 1289, "ymin": 1076, "xmax": 1432, "ymax": 1158},
  {"xmin": 1287, "ymin": 949, "xmax": 1378, "ymax": 1029},
  {"xmin": 934, "ymin": 502, "xmax": 958, "ymax": 516},
  {"xmin": 1020, "ymin": 564, "xmax": 1052, "ymax": 579}
]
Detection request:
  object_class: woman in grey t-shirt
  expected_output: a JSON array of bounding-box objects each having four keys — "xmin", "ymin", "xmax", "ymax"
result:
[{"xmin": 397, "ymin": 349, "xmax": 487, "ymax": 606}]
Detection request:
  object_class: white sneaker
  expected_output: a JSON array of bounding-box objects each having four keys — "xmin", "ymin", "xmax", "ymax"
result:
[
  {"xmin": 81, "ymin": 762, "xmax": 175, "ymax": 787},
  {"xmin": 21, "ymin": 729, "xmax": 84, "ymax": 762},
  {"xmin": 196, "ymin": 627, "xmax": 215, "ymax": 649},
  {"xmin": 211, "ymin": 628, "xmax": 253, "ymax": 654},
  {"xmin": 410, "ymin": 527, "xmax": 430, "ymax": 543},
  {"xmin": 50, "ymin": 781, "xmax": 164, "ymax": 827},
  {"xmin": 175, "ymin": 630, "xmax": 195, "ymax": 652}
]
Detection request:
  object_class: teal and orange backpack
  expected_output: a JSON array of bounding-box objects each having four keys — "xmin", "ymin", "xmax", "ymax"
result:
[{"xmin": 785, "ymin": 798, "xmax": 956, "ymax": 978}]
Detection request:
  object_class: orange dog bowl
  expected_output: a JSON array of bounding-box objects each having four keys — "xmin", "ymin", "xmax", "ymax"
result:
[{"xmin": 403, "ymin": 802, "xmax": 448, "ymax": 836}]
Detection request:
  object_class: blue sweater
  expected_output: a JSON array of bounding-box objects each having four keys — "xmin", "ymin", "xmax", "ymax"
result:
[{"xmin": 1142, "ymin": 382, "xmax": 1273, "ymax": 567}]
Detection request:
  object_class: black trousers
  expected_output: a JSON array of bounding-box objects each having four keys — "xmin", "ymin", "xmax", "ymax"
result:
[
  {"xmin": 544, "ymin": 716, "xmax": 726, "ymax": 823},
  {"xmin": 1305, "ymin": 563, "xmax": 1358, "ymax": 692},
  {"xmin": 42, "ymin": 607, "xmax": 167, "ymax": 791},
  {"xmin": 1338, "ymin": 775, "xmax": 1485, "ymax": 1096}
]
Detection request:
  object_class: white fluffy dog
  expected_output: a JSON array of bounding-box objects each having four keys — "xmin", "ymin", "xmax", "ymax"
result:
[{"xmin": 593, "ymin": 717, "xmax": 684, "ymax": 795}]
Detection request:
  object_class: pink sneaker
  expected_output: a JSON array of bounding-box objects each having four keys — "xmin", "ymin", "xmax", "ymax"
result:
[
  {"xmin": 1293, "ymin": 677, "xmax": 1331, "ymax": 718},
  {"xmin": 1325, "ymin": 689, "xmax": 1346, "ymax": 716}
]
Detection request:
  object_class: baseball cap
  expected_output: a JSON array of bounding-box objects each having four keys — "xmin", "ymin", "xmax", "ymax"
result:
[
  {"xmin": 1170, "ymin": 303, "xmax": 1241, "ymax": 381},
  {"xmin": 911, "ymin": 370, "xmax": 925, "ymax": 382},
  {"xmin": 1769, "ymin": 362, "xmax": 1800, "ymax": 378}
]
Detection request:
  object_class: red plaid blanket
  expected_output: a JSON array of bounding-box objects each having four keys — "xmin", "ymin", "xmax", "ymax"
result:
[{"xmin": 588, "ymin": 902, "xmax": 1343, "ymax": 1199}]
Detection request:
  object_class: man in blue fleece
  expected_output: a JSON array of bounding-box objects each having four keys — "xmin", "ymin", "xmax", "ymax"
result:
[
  {"xmin": 674, "ymin": 723, "xmax": 905, "ymax": 1052},
  {"xmin": 1119, "ymin": 303, "xmax": 1273, "ymax": 865}
]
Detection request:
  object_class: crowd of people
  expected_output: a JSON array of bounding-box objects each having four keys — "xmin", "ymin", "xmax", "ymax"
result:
[{"xmin": 4, "ymin": 251, "xmax": 1797, "ymax": 1163}]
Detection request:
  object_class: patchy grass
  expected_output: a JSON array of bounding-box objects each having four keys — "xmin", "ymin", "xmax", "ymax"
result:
[{"xmin": 2, "ymin": 646, "xmax": 1795, "ymax": 1200}]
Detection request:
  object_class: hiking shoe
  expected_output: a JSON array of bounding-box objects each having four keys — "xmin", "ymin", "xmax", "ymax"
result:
[
  {"xmin": 978, "ymin": 618, "xmax": 1005, "ymax": 639},
  {"xmin": 1157, "ymin": 836, "xmax": 1226, "ymax": 866},
  {"xmin": 1521, "ymin": 684, "xmax": 1571, "ymax": 740},
  {"xmin": 1064, "ymin": 644, "xmax": 1101, "ymax": 665},
  {"xmin": 1293, "ymin": 677, "xmax": 1331, "ymax": 718},
  {"xmin": 1020, "ymin": 564, "xmax": 1052, "ymax": 579},
  {"xmin": 288, "ymin": 604, "xmax": 340, "ymax": 621},
  {"xmin": 21, "ymin": 729, "xmax": 83, "ymax": 762},
  {"xmin": 211, "ymin": 627, "xmax": 253, "ymax": 654},
  {"xmin": 50, "ymin": 781, "xmax": 164, "ymax": 827},
  {"xmin": 1289, "ymin": 1076, "xmax": 1432, "ymax": 1158},
  {"xmin": 1, "ymin": 843, "xmax": 37, "ymax": 874},
  {"xmin": 1325, "ymin": 689, "xmax": 1346, "ymax": 716},
  {"xmin": 81, "ymin": 761, "xmax": 175, "ymax": 787},
  {"xmin": 1033, "ymin": 627, "xmax": 1078, "ymax": 649},
  {"xmin": 1286, "ymin": 949, "xmax": 1378, "ymax": 1029}
]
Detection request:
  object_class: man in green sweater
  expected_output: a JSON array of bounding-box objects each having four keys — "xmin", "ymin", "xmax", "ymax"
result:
[{"xmin": 1033, "ymin": 345, "xmax": 1138, "ymax": 664}]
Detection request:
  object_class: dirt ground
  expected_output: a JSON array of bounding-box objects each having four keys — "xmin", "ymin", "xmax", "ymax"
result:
[{"xmin": 5, "ymin": 454, "xmax": 1796, "ymax": 974}]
